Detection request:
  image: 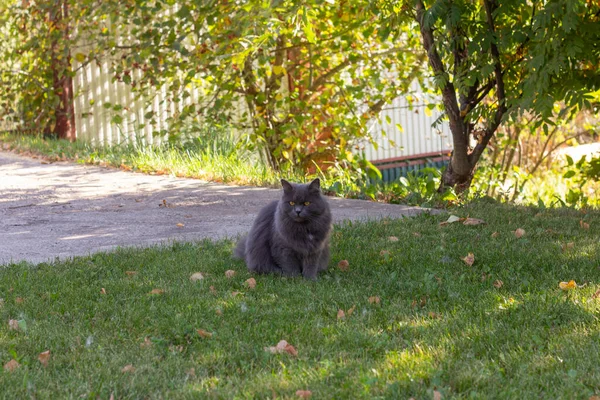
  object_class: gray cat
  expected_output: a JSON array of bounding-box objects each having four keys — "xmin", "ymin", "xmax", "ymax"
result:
[{"xmin": 234, "ymin": 178, "xmax": 332, "ymax": 280}]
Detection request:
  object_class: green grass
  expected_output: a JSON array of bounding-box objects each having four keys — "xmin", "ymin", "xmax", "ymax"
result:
[
  {"xmin": 0, "ymin": 132, "xmax": 282, "ymax": 187},
  {"xmin": 2, "ymin": 201, "xmax": 600, "ymax": 398}
]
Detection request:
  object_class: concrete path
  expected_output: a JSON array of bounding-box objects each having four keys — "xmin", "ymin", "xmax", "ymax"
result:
[{"xmin": 0, "ymin": 151, "xmax": 433, "ymax": 265}]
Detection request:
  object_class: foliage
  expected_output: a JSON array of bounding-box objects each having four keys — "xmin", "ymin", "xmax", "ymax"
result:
[
  {"xmin": 2, "ymin": 203, "xmax": 600, "ymax": 397},
  {"xmin": 377, "ymin": 0, "xmax": 600, "ymax": 190},
  {"xmin": 472, "ymin": 108, "xmax": 600, "ymax": 207},
  {"xmin": 78, "ymin": 0, "xmax": 425, "ymax": 173}
]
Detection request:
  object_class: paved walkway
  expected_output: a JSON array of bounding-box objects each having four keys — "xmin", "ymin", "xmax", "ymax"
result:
[{"xmin": 0, "ymin": 151, "xmax": 433, "ymax": 265}]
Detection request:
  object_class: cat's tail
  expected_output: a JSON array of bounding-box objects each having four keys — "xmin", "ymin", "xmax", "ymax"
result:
[{"xmin": 233, "ymin": 235, "xmax": 247, "ymax": 259}]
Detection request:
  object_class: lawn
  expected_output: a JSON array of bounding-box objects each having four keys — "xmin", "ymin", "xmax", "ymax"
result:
[{"xmin": 1, "ymin": 201, "xmax": 600, "ymax": 399}]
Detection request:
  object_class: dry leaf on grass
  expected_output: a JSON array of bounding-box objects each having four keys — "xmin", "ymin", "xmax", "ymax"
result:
[
  {"xmin": 3, "ymin": 359, "xmax": 19, "ymax": 372},
  {"xmin": 592, "ymin": 289, "xmax": 600, "ymax": 299},
  {"xmin": 231, "ymin": 291, "xmax": 242, "ymax": 297},
  {"xmin": 264, "ymin": 340, "xmax": 298, "ymax": 356},
  {"xmin": 380, "ymin": 250, "xmax": 390, "ymax": 256},
  {"xmin": 121, "ymin": 364, "xmax": 136, "ymax": 373},
  {"xmin": 337, "ymin": 309, "xmax": 345, "ymax": 320},
  {"xmin": 463, "ymin": 218, "xmax": 486, "ymax": 226},
  {"xmin": 347, "ymin": 305, "xmax": 356, "ymax": 316},
  {"xmin": 388, "ymin": 236, "xmax": 399, "ymax": 242},
  {"xmin": 190, "ymin": 272, "xmax": 205, "ymax": 282},
  {"xmin": 100, "ymin": 288, "xmax": 107, "ymax": 295},
  {"xmin": 562, "ymin": 242, "xmax": 575, "ymax": 252},
  {"xmin": 296, "ymin": 390, "xmax": 312, "ymax": 398},
  {"xmin": 15, "ymin": 297, "xmax": 24, "ymax": 304},
  {"xmin": 559, "ymin": 280, "xmax": 577, "ymax": 290},
  {"xmin": 140, "ymin": 337, "xmax": 152, "ymax": 348},
  {"xmin": 493, "ymin": 280, "xmax": 504, "ymax": 288},
  {"xmin": 197, "ymin": 329, "xmax": 213, "ymax": 338},
  {"xmin": 209, "ymin": 286, "xmax": 217, "ymax": 294},
  {"xmin": 462, "ymin": 253, "xmax": 475, "ymax": 267},
  {"xmin": 580, "ymin": 220, "xmax": 590, "ymax": 230},
  {"xmin": 225, "ymin": 270, "xmax": 236, "ymax": 278},
  {"xmin": 439, "ymin": 215, "xmax": 462, "ymax": 226},
  {"xmin": 368, "ymin": 296, "xmax": 381, "ymax": 304},
  {"xmin": 245, "ymin": 278, "xmax": 257, "ymax": 289},
  {"xmin": 491, "ymin": 232, "xmax": 500, "ymax": 238},
  {"xmin": 413, "ymin": 232, "xmax": 422, "ymax": 237},
  {"xmin": 514, "ymin": 228, "xmax": 525, "ymax": 238},
  {"xmin": 149, "ymin": 288, "xmax": 165, "ymax": 295},
  {"xmin": 125, "ymin": 271, "xmax": 137, "ymax": 276},
  {"xmin": 38, "ymin": 350, "xmax": 50, "ymax": 367},
  {"xmin": 338, "ymin": 260, "xmax": 349, "ymax": 271},
  {"xmin": 8, "ymin": 319, "xmax": 19, "ymax": 330}
]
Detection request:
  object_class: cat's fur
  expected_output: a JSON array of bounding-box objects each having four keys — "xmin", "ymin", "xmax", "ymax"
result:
[{"xmin": 234, "ymin": 178, "xmax": 332, "ymax": 280}]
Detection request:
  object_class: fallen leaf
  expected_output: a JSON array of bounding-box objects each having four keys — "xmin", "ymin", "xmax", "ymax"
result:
[
  {"xmin": 379, "ymin": 250, "xmax": 390, "ymax": 256},
  {"xmin": 514, "ymin": 228, "xmax": 525, "ymax": 238},
  {"xmin": 197, "ymin": 329, "xmax": 212, "ymax": 338},
  {"xmin": 491, "ymin": 232, "xmax": 500, "ymax": 238},
  {"xmin": 149, "ymin": 288, "xmax": 164, "ymax": 295},
  {"xmin": 231, "ymin": 291, "xmax": 241, "ymax": 297},
  {"xmin": 209, "ymin": 285, "xmax": 217, "ymax": 294},
  {"xmin": 337, "ymin": 309, "xmax": 345, "ymax": 319},
  {"xmin": 296, "ymin": 390, "xmax": 312, "ymax": 398},
  {"xmin": 125, "ymin": 271, "xmax": 137, "ymax": 276},
  {"xmin": 140, "ymin": 337, "xmax": 152, "ymax": 348},
  {"xmin": 580, "ymin": 220, "xmax": 590, "ymax": 230},
  {"xmin": 428, "ymin": 311, "xmax": 441, "ymax": 319},
  {"xmin": 121, "ymin": 364, "xmax": 136, "ymax": 373},
  {"xmin": 433, "ymin": 390, "xmax": 442, "ymax": 400},
  {"xmin": 225, "ymin": 270, "xmax": 236, "ymax": 278},
  {"xmin": 347, "ymin": 305, "xmax": 356, "ymax": 316},
  {"xmin": 100, "ymin": 288, "xmax": 107, "ymax": 295},
  {"xmin": 559, "ymin": 280, "xmax": 577, "ymax": 290},
  {"xmin": 439, "ymin": 215, "xmax": 462, "ymax": 226},
  {"xmin": 368, "ymin": 296, "xmax": 380, "ymax": 304},
  {"xmin": 265, "ymin": 340, "xmax": 297, "ymax": 356},
  {"xmin": 592, "ymin": 289, "xmax": 600, "ymax": 299},
  {"xmin": 176, "ymin": 223, "xmax": 184, "ymax": 228},
  {"xmin": 413, "ymin": 232, "xmax": 422, "ymax": 237},
  {"xmin": 190, "ymin": 272, "xmax": 205, "ymax": 282},
  {"xmin": 388, "ymin": 236, "xmax": 399, "ymax": 242},
  {"xmin": 462, "ymin": 253, "xmax": 475, "ymax": 267},
  {"xmin": 15, "ymin": 297, "xmax": 24, "ymax": 304},
  {"xmin": 562, "ymin": 242, "xmax": 575, "ymax": 252},
  {"xmin": 38, "ymin": 350, "xmax": 50, "ymax": 367},
  {"xmin": 463, "ymin": 218, "xmax": 486, "ymax": 226},
  {"xmin": 245, "ymin": 278, "xmax": 257, "ymax": 289},
  {"xmin": 8, "ymin": 319, "xmax": 19, "ymax": 330},
  {"xmin": 338, "ymin": 260, "xmax": 349, "ymax": 271},
  {"xmin": 493, "ymin": 280, "xmax": 504, "ymax": 288},
  {"xmin": 3, "ymin": 359, "xmax": 19, "ymax": 372}
]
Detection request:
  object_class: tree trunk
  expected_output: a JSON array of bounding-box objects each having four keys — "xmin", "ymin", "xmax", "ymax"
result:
[{"xmin": 49, "ymin": 0, "xmax": 76, "ymax": 141}]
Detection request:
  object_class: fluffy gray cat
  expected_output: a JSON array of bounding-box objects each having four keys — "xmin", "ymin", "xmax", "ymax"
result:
[{"xmin": 234, "ymin": 178, "xmax": 332, "ymax": 280}]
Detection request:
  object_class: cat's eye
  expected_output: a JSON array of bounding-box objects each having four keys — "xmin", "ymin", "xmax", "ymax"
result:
[
  {"xmin": 289, "ymin": 201, "xmax": 295, "ymax": 206},
  {"xmin": 303, "ymin": 202, "xmax": 310, "ymax": 206}
]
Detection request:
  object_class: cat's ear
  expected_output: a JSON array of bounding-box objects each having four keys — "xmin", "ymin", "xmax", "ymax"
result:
[
  {"xmin": 308, "ymin": 178, "xmax": 321, "ymax": 193},
  {"xmin": 281, "ymin": 179, "xmax": 293, "ymax": 193}
]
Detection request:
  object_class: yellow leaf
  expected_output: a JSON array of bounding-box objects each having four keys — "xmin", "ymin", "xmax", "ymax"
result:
[
  {"xmin": 272, "ymin": 65, "xmax": 286, "ymax": 75},
  {"xmin": 176, "ymin": 223, "xmax": 184, "ymax": 228},
  {"xmin": 559, "ymin": 280, "xmax": 577, "ymax": 290}
]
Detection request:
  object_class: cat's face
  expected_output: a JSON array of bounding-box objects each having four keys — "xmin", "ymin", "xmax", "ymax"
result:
[{"xmin": 280, "ymin": 179, "xmax": 326, "ymax": 222}]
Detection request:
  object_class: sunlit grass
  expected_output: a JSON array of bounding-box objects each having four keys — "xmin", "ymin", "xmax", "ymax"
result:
[{"xmin": 1, "ymin": 202, "xmax": 600, "ymax": 398}]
